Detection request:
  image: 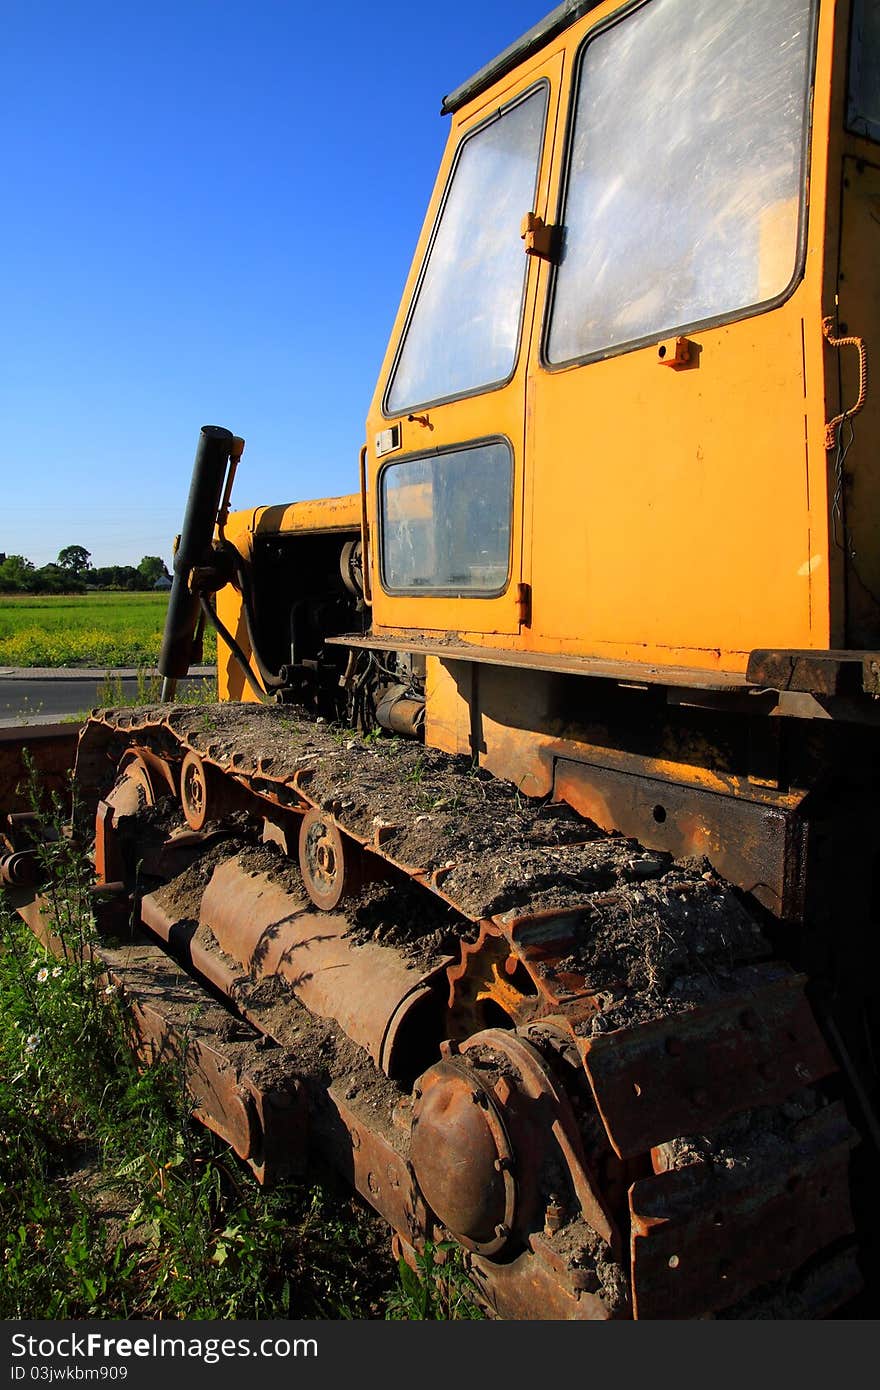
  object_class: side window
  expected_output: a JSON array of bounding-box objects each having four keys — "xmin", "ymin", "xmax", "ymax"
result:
[
  {"xmin": 385, "ymin": 87, "xmax": 547, "ymax": 416},
  {"xmin": 380, "ymin": 441, "xmax": 512, "ymax": 595},
  {"xmin": 546, "ymin": 0, "xmax": 816, "ymax": 366},
  {"xmin": 848, "ymin": 0, "xmax": 880, "ymax": 141}
]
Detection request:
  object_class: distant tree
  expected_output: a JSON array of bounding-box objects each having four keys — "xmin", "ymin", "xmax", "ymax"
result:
[
  {"xmin": 137, "ymin": 555, "xmax": 170, "ymax": 587},
  {"xmin": 57, "ymin": 545, "xmax": 92, "ymax": 575},
  {"xmin": 0, "ymin": 554, "xmax": 36, "ymax": 592},
  {"xmin": 33, "ymin": 564, "xmax": 84, "ymax": 594},
  {"xmin": 92, "ymin": 564, "xmax": 139, "ymax": 590}
]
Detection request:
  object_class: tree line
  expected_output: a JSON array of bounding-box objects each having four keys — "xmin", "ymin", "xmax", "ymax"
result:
[{"xmin": 0, "ymin": 546, "xmax": 171, "ymax": 595}]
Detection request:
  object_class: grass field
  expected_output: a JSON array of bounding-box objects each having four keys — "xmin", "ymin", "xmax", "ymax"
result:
[{"xmin": 0, "ymin": 592, "xmax": 216, "ymax": 667}]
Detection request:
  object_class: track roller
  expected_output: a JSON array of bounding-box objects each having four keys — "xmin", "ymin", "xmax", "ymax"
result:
[
  {"xmin": 298, "ymin": 807, "xmax": 361, "ymax": 910},
  {"xmin": 180, "ymin": 750, "xmax": 210, "ymax": 829}
]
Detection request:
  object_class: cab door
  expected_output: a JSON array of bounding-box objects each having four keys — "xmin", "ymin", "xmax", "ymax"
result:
[
  {"xmin": 366, "ymin": 54, "xmax": 563, "ymax": 639},
  {"xmin": 526, "ymin": 0, "xmax": 823, "ymax": 670}
]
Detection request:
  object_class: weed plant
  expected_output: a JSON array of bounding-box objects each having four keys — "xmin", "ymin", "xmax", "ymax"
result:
[
  {"xmin": 386, "ymin": 1242, "xmax": 483, "ymax": 1320},
  {"xmin": 0, "ymin": 905, "xmax": 395, "ymax": 1317},
  {"xmin": 96, "ymin": 669, "xmax": 218, "ymax": 709},
  {"xmin": 0, "ymin": 776, "xmax": 481, "ymax": 1320},
  {"xmin": 0, "ymin": 783, "xmax": 386, "ymax": 1317}
]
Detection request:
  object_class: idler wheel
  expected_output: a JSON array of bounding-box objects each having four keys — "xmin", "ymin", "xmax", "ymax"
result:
[
  {"xmin": 298, "ymin": 808, "xmax": 359, "ymax": 910},
  {"xmin": 180, "ymin": 751, "xmax": 209, "ymax": 831},
  {"xmin": 410, "ymin": 1056, "xmax": 517, "ymax": 1257},
  {"xmin": 117, "ymin": 752, "xmax": 158, "ymax": 808}
]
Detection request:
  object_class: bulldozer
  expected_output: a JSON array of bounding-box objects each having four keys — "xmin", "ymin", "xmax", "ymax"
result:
[{"xmin": 2, "ymin": 0, "xmax": 879, "ymax": 1318}]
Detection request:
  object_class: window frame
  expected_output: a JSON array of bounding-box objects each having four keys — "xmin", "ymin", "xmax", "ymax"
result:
[
  {"xmin": 377, "ymin": 436, "xmax": 515, "ymax": 598},
  {"xmin": 540, "ymin": 0, "xmax": 820, "ymax": 373},
  {"xmin": 381, "ymin": 81, "xmax": 550, "ymax": 419}
]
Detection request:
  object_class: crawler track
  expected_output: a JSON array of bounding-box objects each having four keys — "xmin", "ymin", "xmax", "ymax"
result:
[{"xmin": 17, "ymin": 703, "xmax": 863, "ymax": 1317}]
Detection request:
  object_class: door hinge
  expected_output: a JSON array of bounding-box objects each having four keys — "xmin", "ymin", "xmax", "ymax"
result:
[
  {"xmin": 520, "ymin": 212, "xmax": 559, "ymax": 262},
  {"xmin": 516, "ymin": 582, "xmax": 532, "ymax": 626}
]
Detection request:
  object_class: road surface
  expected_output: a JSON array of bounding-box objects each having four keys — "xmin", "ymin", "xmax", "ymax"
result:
[{"xmin": 0, "ymin": 668, "xmax": 215, "ymax": 726}]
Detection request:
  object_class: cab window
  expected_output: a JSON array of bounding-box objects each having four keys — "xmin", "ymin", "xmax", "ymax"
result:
[
  {"xmin": 380, "ymin": 441, "xmax": 512, "ymax": 595},
  {"xmin": 546, "ymin": 0, "xmax": 816, "ymax": 365},
  {"xmin": 386, "ymin": 88, "xmax": 546, "ymax": 415}
]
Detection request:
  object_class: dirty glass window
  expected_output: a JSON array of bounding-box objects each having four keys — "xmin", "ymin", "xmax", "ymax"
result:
[
  {"xmin": 848, "ymin": 0, "xmax": 880, "ymax": 141},
  {"xmin": 546, "ymin": 0, "xmax": 816, "ymax": 364},
  {"xmin": 386, "ymin": 88, "xmax": 546, "ymax": 415},
  {"xmin": 380, "ymin": 442, "xmax": 512, "ymax": 594}
]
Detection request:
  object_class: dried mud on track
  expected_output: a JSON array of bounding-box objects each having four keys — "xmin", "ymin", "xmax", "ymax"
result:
[{"xmin": 91, "ymin": 704, "xmax": 774, "ymax": 1029}]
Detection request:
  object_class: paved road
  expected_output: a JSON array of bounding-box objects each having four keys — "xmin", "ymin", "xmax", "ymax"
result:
[{"xmin": 0, "ymin": 668, "xmax": 215, "ymax": 726}]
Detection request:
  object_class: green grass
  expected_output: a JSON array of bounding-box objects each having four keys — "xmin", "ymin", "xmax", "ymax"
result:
[
  {"xmin": 0, "ymin": 781, "xmax": 483, "ymax": 1320},
  {"xmin": 0, "ymin": 900, "xmax": 394, "ymax": 1318},
  {"xmin": 0, "ymin": 593, "xmax": 216, "ymax": 667}
]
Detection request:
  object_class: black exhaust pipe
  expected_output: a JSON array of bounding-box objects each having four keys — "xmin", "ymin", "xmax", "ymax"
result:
[{"xmin": 158, "ymin": 425, "xmax": 236, "ymax": 701}]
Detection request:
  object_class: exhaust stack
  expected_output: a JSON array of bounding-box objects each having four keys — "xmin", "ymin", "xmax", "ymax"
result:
[{"xmin": 158, "ymin": 425, "xmax": 241, "ymax": 701}]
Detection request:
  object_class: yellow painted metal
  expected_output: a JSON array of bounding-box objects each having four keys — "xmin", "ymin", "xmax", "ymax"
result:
[
  {"xmin": 215, "ymin": 495, "xmax": 360, "ymax": 702},
  {"xmin": 525, "ymin": 0, "xmax": 839, "ymax": 672},
  {"xmin": 249, "ymin": 495, "xmax": 361, "ymax": 539},
  {"xmin": 526, "ymin": 306, "xmax": 819, "ymax": 668},
  {"xmin": 365, "ymin": 48, "xmax": 566, "ymax": 640},
  {"xmin": 364, "ymin": 0, "xmax": 854, "ymax": 677}
]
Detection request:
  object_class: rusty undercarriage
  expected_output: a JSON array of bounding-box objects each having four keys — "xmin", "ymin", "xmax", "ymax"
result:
[{"xmin": 0, "ymin": 704, "xmax": 862, "ymax": 1320}]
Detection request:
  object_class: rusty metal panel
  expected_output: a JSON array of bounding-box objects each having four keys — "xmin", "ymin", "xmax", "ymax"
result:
[
  {"xmin": 130, "ymin": 998, "xmax": 307, "ymax": 1186},
  {"xmin": 468, "ymin": 1238, "xmax": 614, "ymax": 1320},
  {"xmin": 554, "ymin": 755, "xmax": 808, "ymax": 920},
  {"xmin": 103, "ymin": 948, "xmax": 309, "ymax": 1184},
  {"xmin": 580, "ymin": 969, "xmax": 837, "ymax": 1159},
  {"xmin": 316, "ymin": 1088, "xmax": 425, "ymax": 1245},
  {"xmin": 629, "ymin": 1102, "xmax": 857, "ymax": 1319},
  {"xmin": 0, "ymin": 723, "xmax": 79, "ymax": 817},
  {"xmin": 130, "ymin": 996, "xmax": 262, "ymax": 1160},
  {"xmin": 240, "ymin": 1073, "xmax": 309, "ymax": 1186},
  {"xmin": 746, "ymin": 648, "xmax": 873, "ymax": 694}
]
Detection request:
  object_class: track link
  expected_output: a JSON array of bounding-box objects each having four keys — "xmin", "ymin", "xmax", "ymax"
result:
[{"xmin": 63, "ymin": 703, "xmax": 863, "ymax": 1318}]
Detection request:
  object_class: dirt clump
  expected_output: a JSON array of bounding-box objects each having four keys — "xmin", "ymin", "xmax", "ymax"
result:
[
  {"xmin": 231, "ymin": 973, "xmax": 405, "ymax": 1136},
  {"xmin": 550, "ymin": 1219, "xmax": 630, "ymax": 1314},
  {"xmin": 653, "ymin": 1089, "xmax": 820, "ymax": 1175},
  {"xmin": 89, "ymin": 705, "xmax": 594, "ymax": 886},
  {"xmin": 344, "ymin": 876, "xmax": 478, "ymax": 969},
  {"xmin": 147, "ymin": 836, "xmax": 253, "ymax": 920},
  {"xmin": 552, "ymin": 861, "xmax": 771, "ymax": 1035}
]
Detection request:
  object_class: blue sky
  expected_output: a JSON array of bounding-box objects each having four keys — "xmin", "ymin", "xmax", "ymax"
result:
[{"xmin": 1, "ymin": 0, "xmax": 544, "ymax": 568}]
